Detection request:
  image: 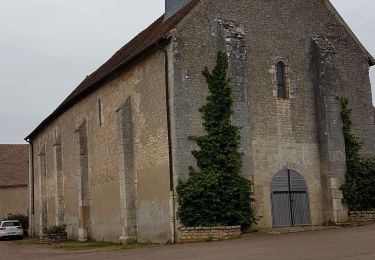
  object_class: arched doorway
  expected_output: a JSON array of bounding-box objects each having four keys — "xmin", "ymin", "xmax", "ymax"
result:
[{"xmin": 270, "ymin": 169, "xmax": 312, "ymax": 227}]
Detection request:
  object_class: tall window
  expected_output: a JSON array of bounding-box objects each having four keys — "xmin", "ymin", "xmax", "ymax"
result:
[
  {"xmin": 276, "ymin": 61, "xmax": 288, "ymax": 99},
  {"xmin": 97, "ymin": 98, "xmax": 102, "ymax": 126}
]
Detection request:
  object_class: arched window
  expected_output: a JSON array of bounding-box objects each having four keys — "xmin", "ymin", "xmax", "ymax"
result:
[{"xmin": 276, "ymin": 61, "xmax": 288, "ymax": 99}]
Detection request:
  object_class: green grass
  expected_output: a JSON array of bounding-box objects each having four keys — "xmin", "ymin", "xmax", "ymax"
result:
[
  {"xmin": 16, "ymin": 238, "xmax": 161, "ymax": 251},
  {"xmin": 53, "ymin": 240, "xmax": 161, "ymax": 251},
  {"xmin": 15, "ymin": 237, "xmax": 39, "ymax": 245}
]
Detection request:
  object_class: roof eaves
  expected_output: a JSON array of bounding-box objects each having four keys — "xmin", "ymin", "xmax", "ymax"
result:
[
  {"xmin": 25, "ymin": 36, "xmax": 171, "ymax": 141},
  {"xmin": 0, "ymin": 184, "xmax": 28, "ymax": 189},
  {"xmin": 25, "ymin": 0, "xmax": 202, "ymax": 141}
]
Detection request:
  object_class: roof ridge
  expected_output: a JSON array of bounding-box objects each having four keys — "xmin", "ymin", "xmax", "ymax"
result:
[{"xmin": 75, "ymin": 15, "xmax": 165, "ymax": 91}]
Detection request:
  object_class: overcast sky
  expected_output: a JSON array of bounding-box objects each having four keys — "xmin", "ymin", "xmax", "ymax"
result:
[{"xmin": 0, "ymin": 0, "xmax": 374, "ymax": 144}]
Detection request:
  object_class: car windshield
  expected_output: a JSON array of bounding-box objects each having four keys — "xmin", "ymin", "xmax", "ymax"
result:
[{"xmin": 1, "ymin": 221, "xmax": 20, "ymax": 227}]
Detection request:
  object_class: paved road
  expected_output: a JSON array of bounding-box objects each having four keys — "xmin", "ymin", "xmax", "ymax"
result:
[{"xmin": 1, "ymin": 224, "xmax": 375, "ymax": 260}]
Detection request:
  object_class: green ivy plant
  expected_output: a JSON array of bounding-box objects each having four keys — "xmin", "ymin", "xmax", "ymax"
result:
[
  {"xmin": 176, "ymin": 52, "xmax": 256, "ymax": 228},
  {"xmin": 340, "ymin": 97, "xmax": 375, "ymax": 211}
]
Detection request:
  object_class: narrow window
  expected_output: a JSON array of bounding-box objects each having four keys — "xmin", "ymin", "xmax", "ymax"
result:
[
  {"xmin": 277, "ymin": 61, "xmax": 288, "ymax": 99},
  {"xmin": 97, "ymin": 98, "xmax": 102, "ymax": 126}
]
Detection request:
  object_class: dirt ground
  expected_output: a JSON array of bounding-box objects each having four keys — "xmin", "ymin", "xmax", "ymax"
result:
[{"xmin": 1, "ymin": 224, "xmax": 374, "ymax": 260}]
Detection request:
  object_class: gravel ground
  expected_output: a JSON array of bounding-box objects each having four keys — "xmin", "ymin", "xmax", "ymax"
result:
[{"xmin": 1, "ymin": 224, "xmax": 374, "ymax": 260}]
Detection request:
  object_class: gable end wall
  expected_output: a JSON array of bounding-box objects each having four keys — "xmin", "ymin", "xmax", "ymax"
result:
[{"xmin": 170, "ymin": 0, "xmax": 374, "ymax": 229}]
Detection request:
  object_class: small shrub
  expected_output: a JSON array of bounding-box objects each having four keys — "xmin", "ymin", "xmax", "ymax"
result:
[
  {"xmin": 3, "ymin": 213, "xmax": 28, "ymax": 231},
  {"xmin": 43, "ymin": 225, "xmax": 67, "ymax": 235}
]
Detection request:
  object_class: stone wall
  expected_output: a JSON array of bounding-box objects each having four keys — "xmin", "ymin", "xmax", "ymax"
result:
[
  {"xmin": 349, "ymin": 211, "xmax": 375, "ymax": 223},
  {"xmin": 31, "ymin": 51, "xmax": 171, "ymax": 243},
  {"xmin": 169, "ymin": 0, "xmax": 373, "ymax": 231},
  {"xmin": 311, "ymin": 36, "xmax": 348, "ymax": 223},
  {"xmin": 39, "ymin": 233, "xmax": 67, "ymax": 244},
  {"xmin": 179, "ymin": 226, "xmax": 241, "ymax": 242},
  {"xmin": 0, "ymin": 186, "xmax": 28, "ymax": 221}
]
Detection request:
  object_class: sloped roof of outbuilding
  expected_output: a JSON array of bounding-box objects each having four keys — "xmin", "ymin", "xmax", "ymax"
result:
[
  {"xmin": 0, "ymin": 144, "xmax": 29, "ymax": 188},
  {"xmin": 25, "ymin": 0, "xmax": 374, "ymax": 140}
]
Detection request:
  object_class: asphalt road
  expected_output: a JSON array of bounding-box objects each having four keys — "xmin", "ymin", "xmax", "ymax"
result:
[{"xmin": 1, "ymin": 224, "xmax": 375, "ymax": 260}]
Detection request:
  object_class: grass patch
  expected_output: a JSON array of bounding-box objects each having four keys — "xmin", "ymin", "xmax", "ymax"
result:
[
  {"xmin": 54, "ymin": 240, "xmax": 161, "ymax": 251},
  {"xmin": 16, "ymin": 238, "xmax": 161, "ymax": 252},
  {"xmin": 15, "ymin": 237, "xmax": 40, "ymax": 245}
]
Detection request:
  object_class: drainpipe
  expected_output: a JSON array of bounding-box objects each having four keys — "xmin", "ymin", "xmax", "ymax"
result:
[
  {"xmin": 25, "ymin": 139, "xmax": 35, "ymax": 237},
  {"xmin": 160, "ymin": 47, "xmax": 176, "ymax": 243}
]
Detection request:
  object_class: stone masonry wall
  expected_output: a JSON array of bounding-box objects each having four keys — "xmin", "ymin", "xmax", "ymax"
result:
[
  {"xmin": 170, "ymin": 0, "xmax": 373, "ymax": 232},
  {"xmin": 349, "ymin": 211, "xmax": 375, "ymax": 223},
  {"xmin": 323, "ymin": 8, "xmax": 375, "ymax": 157},
  {"xmin": 31, "ymin": 51, "xmax": 171, "ymax": 243},
  {"xmin": 116, "ymin": 97, "xmax": 137, "ymax": 243},
  {"xmin": 0, "ymin": 186, "xmax": 28, "ymax": 221},
  {"xmin": 310, "ymin": 36, "xmax": 348, "ymax": 223},
  {"xmin": 179, "ymin": 226, "xmax": 241, "ymax": 242},
  {"xmin": 39, "ymin": 233, "xmax": 67, "ymax": 244},
  {"xmin": 217, "ymin": 19, "xmax": 252, "ymax": 179}
]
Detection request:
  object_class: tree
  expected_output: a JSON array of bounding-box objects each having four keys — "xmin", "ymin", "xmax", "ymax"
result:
[
  {"xmin": 340, "ymin": 97, "xmax": 375, "ymax": 210},
  {"xmin": 176, "ymin": 52, "xmax": 256, "ymax": 228}
]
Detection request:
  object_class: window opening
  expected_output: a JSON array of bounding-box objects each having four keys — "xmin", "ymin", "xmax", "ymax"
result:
[{"xmin": 277, "ymin": 61, "xmax": 288, "ymax": 99}]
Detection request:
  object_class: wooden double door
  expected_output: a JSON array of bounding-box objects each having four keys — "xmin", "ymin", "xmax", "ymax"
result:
[{"xmin": 271, "ymin": 170, "xmax": 312, "ymax": 227}]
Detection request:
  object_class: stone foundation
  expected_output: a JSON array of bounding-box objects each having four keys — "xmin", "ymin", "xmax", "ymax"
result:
[
  {"xmin": 258, "ymin": 225, "xmax": 341, "ymax": 234},
  {"xmin": 349, "ymin": 211, "xmax": 375, "ymax": 223},
  {"xmin": 179, "ymin": 226, "xmax": 241, "ymax": 242},
  {"xmin": 39, "ymin": 232, "xmax": 67, "ymax": 244}
]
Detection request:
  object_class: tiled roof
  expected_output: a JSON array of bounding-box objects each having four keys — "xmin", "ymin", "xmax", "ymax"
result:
[
  {"xmin": 26, "ymin": 0, "xmax": 201, "ymax": 140},
  {"xmin": 0, "ymin": 144, "xmax": 29, "ymax": 188}
]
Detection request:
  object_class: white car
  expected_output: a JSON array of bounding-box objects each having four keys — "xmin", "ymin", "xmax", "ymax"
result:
[{"xmin": 0, "ymin": 220, "xmax": 24, "ymax": 240}]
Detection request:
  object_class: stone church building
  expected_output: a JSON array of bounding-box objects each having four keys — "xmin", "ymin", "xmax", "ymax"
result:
[{"xmin": 26, "ymin": 0, "xmax": 375, "ymax": 243}]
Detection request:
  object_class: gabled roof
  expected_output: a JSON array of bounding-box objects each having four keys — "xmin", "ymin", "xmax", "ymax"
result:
[
  {"xmin": 25, "ymin": 0, "xmax": 201, "ymax": 140},
  {"xmin": 26, "ymin": 0, "xmax": 374, "ymax": 140},
  {"xmin": 0, "ymin": 145, "xmax": 29, "ymax": 188}
]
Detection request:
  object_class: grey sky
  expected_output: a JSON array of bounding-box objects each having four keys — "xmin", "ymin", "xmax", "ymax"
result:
[{"xmin": 0, "ymin": 0, "xmax": 374, "ymax": 144}]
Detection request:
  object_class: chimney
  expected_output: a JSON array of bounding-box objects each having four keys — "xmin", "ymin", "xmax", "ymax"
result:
[{"xmin": 165, "ymin": 0, "xmax": 193, "ymax": 20}]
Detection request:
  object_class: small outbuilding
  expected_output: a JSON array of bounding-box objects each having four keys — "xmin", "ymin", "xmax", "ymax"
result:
[{"xmin": 0, "ymin": 144, "xmax": 29, "ymax": 221}]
